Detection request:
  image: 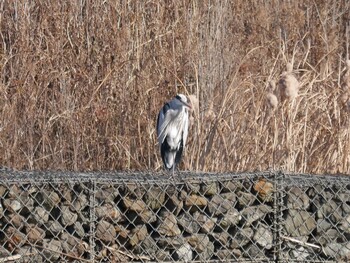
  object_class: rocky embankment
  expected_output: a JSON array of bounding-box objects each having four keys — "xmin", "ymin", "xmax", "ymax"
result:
[{"xmin": 0, "ymin": 174, "xmax": 349, "ymax": 262}]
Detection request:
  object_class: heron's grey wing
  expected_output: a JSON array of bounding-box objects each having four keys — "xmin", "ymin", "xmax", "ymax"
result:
[
  {"xmin": 157, "ymin": 102, "xmax": 177, "ymax": 144},
  {"xmin": 157, "ymin": 104, "xmax": 167, "ymax": 138}
]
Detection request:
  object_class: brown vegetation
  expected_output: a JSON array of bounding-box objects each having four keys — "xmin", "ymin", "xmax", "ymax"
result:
[{"xmin": 0, "ymin": 1, "xmax": 349, "ymax": 173}]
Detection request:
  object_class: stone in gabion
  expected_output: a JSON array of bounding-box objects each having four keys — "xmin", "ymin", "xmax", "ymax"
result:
[
  {"xmin": 174, "ymin": 242, "xmax": 193, "ymax": 261},
  {"xmin": 178, "ymin": 212, "xmax": 200, "ymax": 234},
  {"xmin": 95, "ymin": 203, "xmax": 122, "ymax": 221},
  {"xmin": 16, "ymin": 246, "xmax": 43, "ymax": 262},
  {"xmin": 157, "ymin": 210, "xmax": 181, "ymax": 236},
  {"xmin": 42, "ymin": 239, "xmax": 62, "ymax": 261},
  {"xmin": 32, "ymin": 207, "xmax": 50, "ymax": 225},
  {"xmin": 6, "ymin": 213, "xmax": 25, "ymax": 229},
  {"xmin": 211, "ymin": 231, "xmax": 230, "ymax": 245},
  {"xmin": 340, "ymin": 214, "xmax": 350, "ymax": 234},
  {"xmin": 96, "ymin": 220, "xmax": 116, "ymax": 243},
  {"xmin": 39, "ymin": 190, "xmax": 60, "ymax": 210},
  {"xmin": 193, "ymin": 212, "xmax": 217, "ymax": 233},
  {"xmin": 6, "ymin": 226, "xmax": 26, "ymax": 247},
  {"xmin": 134, "ymin": 235, "xmax": 158, "ymax": 255},
  {"xmin": 243, "ymin": 243, "xmax": 265, "ymax": 258},
  {"xmin": 95, "ymin": 186, "xmax": 118, "ymax": 203},
  {"xmin": 315, "ymin": 228, "xmax": 344, "ymax": 245},
  {"xmin": 237, "ymin": 191, "xmax": 255, "ymax": 207},
  {"xmin": 145, "ymin": 186, "xmax": 166, "ymax": 210},
  {"xmin": 253, "ymin": 178, "xmax": 274, "ymax": 202},
  {"xmin": 115, "ymin": 224, "xmax": 129, "ymax": 239},
  {"xmin": 316, "ymin": 218, "xmax": 332, "ymax": 233},
  {"xmin": 317, "ymin": 200, "xmax": 343, "ymax": 223},
  {"xmin": 290, "ymin": 246, "xmax": 311, "ymax": 261},
  {"xmin": 129, "ymin": 225, "xmax": 148, "ymax": 247},
  {"xmin": 71, "ymin": 192, "xmax": 88, "ymax": 211},
  {"xmin": 323, "ymin": 242, "xmax": 350, "ymax": 260},
  {"xmin": 241, "ymin": 204, "xmax": 271, "ymax": 227},
  {"xmin": 26, "ymin": 224, "xmax": 45, "ymax": 242},
  {"xmin": 208, "ymin": 195, "xmax": 233, "ymax": 215},
  {"xmin": 123, "ymin": 196, "xmax": 147, "ymax": 213},
  {"xmin": 218, "ymin": 208, "xmax": 241, "ymax": 229},
  {"xmin": 3, "ymin": 199, "xmax": 22, "ymax": 213},
  {"xmin": 230, "ymin": 227, "xmax": 254, "ymax": 248},
  {"xmin": 156, "ymin": 236, "xmax": 186, "ymax": 250},
  {"xmin": 183, "ymin": 194, "xmax": 208, "ymax": 209},
  {"xmin": 186, "ymin": 234, "xmax": 210, "ymax": 253},
  {"xmin": 0, "ymin": 185, "xmax": 7, "ymax": 197},
  {"xmin": 287, "ymin": 186, "xmax": 310, "ymax": 209},
  {"xmin": 73, "ymin": 221, "xmax": 85, "ymax": 238},
  {"xmin": 60, "ymin": 205, "xmax": 78, "ymax": 226},
  {"xmin": 253, "ymin": 223, "xmax": 273, "ymax": 249},
  {"xmin": 61, "ymin": 232, "xmax": 88, "ymax": 257},
  {"xmin": 46, "ymin": 220, "xmax": 64, "ymax": 234},
  {"xmin": 201, "ymin": 181, "xmax": 218, "ymax": 196},
  {"xmin": 284, "ymin": 209, "xmax": 316, "ymax": 237}
]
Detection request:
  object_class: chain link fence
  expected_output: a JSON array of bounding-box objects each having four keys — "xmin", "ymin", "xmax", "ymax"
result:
[{"xmin": 0, "ymin": 168, "xmax": 349, "ymax": 262}]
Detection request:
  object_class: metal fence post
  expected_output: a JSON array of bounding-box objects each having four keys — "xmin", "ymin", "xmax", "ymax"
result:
[
  {"xmin": 89, "ymin": 178, "xmax": 96, "ymax": 262},
  {"xmin": 273, "ymin": 171, "xmax": 285, "ymax": 263}
]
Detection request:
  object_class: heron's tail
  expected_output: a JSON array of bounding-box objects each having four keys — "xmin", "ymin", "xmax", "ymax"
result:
[{"xmin": 163, "ymin": 150, "xmax": 176, "ymax": 170}]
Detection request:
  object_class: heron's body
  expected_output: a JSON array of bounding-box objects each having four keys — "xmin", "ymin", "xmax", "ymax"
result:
[{"xmin": 157, "ymin": 94, "xmax": 191, "ymax": 173}]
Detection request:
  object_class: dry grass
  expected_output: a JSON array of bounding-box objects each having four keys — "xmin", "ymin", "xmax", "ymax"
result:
[{"xmin": 0, "ymin": 1, "xmax": 349, "ymax": 174}]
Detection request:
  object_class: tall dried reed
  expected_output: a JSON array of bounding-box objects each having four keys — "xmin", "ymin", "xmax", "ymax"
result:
[{"xmin": 0, "ymin": 1, "xmax": 349, "ymax": 174}]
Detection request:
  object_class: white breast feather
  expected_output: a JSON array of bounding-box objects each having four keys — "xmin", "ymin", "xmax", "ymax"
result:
[{"xmin": 164, "ymin": 110, "xmax": 186, "ymax": 150}]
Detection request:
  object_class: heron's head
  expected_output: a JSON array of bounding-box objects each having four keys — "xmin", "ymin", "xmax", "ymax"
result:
[{"xmin": 175, "ymin": 94, "xmax": 192, "ymax": 110}]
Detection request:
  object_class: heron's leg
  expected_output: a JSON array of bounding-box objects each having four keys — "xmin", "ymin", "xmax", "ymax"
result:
[
  {"xmin": 172, "ymin": 164, "xmax": 175, "ymax": 176},
  {"xmin": 168, "ymin": 165, "xmax": 175, "ymax": 182}
]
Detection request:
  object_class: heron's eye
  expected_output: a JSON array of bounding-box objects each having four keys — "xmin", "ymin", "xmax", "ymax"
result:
[{"xmin": 175, "ymin": 95, "xmax": 182, "ymax": 101}]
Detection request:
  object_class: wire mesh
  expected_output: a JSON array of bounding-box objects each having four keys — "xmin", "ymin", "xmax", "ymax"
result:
[
  {"xmin": 278, "ymin": 174, "xmax": 350, "ymax": 262},
  {"xmin": 0, "ymin": 169, "xmax": 349, "ymax": 262}
]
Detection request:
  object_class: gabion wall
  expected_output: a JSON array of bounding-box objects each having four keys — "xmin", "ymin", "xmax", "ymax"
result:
[{"xmin": 0, "ymin": 168, "xmax": 350, "ymax": 262}]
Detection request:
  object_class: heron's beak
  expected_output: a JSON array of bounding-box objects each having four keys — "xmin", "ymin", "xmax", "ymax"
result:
[{"xmin": 181, "ymin": 100, "xmax": 192, "ymax": 110}]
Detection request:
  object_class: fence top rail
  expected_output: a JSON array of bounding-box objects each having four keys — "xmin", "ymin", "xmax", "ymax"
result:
[{"xmin": 0, "ymin": 168, "xmax": 349, "ymax": 184}]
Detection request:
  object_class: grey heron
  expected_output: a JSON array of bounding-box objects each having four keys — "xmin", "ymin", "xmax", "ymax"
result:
[{"xmin": 157, "ymin": 94, "xmax": 192, "ymax": 174}]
